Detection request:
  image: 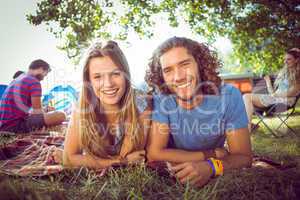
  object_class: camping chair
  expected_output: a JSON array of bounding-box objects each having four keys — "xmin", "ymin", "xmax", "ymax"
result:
[{"xmin": 252, "ymin": 93, "xmax": 300, "ymax": 137}]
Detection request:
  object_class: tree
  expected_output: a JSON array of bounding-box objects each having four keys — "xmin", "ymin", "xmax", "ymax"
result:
[{"xmin": 27, "ymin": 0, "xmax": 300, "ymax": 73}]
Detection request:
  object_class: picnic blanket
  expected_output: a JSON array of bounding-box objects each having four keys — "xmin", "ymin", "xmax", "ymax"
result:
[
  {"xmin": 0, "ymin": 131, "xmax": 296, "ymax": 177},
  {"xmin": 0, "ymin": 133, "xmax": 65, "ymax": 176}
]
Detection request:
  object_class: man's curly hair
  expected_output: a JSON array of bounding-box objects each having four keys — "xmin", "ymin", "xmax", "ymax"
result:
[{"xmin": 145, "ymin": 37, "xmax": 222, "ymax": 95}]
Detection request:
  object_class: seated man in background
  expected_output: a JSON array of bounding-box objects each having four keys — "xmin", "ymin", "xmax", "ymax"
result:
[
  {"xmin": 145, "ymin": 37, "xmax": 252, "ymax": 187},
  {"xmin": 12, "ymin": 70, "xmax": 25, "ymax": 79},
  {"xmin": 0, "ymin": 59, "xmax": 66, "ymax": 133}
]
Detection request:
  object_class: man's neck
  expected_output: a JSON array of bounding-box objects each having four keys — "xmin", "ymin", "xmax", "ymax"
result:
[
  {"xmin": 176, "ymin": 94, "xmax": 203, "ymax": 110},
  {"xmin": 27, "ymin": 71, "xmax": 36, "ymax": 78}
]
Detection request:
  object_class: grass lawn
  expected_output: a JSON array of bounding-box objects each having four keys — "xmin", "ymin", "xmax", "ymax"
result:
[{"xmin": 0, "ymin": 113, "xmax": 299, "ymax": 199}]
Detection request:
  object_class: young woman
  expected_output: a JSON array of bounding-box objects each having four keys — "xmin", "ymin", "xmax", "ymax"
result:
[
  {"xmin": 243, "ymin": 48, "xmax": 300, "ymax": 131},
  {"xmin": 63, "ymin": 41, "xmax": 151, "ymax": 169}
]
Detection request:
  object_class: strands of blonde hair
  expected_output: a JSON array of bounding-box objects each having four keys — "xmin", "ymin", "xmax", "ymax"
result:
[
  {"xmin": 275, "ymin": 55, "xmax": 300, "ymax": 87},
  {"xmin": 77, "ymin": 41, "xmax": 144, "ymax": 159}
]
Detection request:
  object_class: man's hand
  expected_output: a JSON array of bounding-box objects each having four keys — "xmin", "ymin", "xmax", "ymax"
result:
[
  {"xmin": 29, "ymin": 109, "xmax": 44, "ymax": 115},
  {"xmin": 125, "ymin": 150, "xmax": 146, "ymax": 164},
  {"xmin": 44, "ymin": 106, "xmax": 55, "ymax": 112},
  {"xmin": 169, "ymin": 161, "xmax": 213, "ymax": 187},
  {"xmin": 215, "ymin": 147, "xmax": 229, "ymax": 159}
]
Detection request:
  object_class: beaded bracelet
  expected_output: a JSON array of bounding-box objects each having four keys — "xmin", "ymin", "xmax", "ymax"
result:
[
  {"xmin": 208, "ymin": 158, "xmax": 224, "ymax": 176},
  {"xmin": 206, "ymin": 159, "xmax": 216, "ymax": 177}
]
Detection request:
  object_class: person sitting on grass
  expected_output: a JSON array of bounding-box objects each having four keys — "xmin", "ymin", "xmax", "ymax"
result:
[
  {"xmin": 145, "ymin": 37, "xmax": 252, "ymax": 187},
  {"xmin": 243, "ymin": 48, "xmax": 300, "ymax": 132},
  {"xmin": 0, "ymin": 59, "xmax": 66, "ymax": 134},
  {"xmin": 12, "ymin": 70, "xmax": 25, "ymax": 79},
  {"xmin": 62, "ymin": 41, "xmax": 151, "ymax": 169}
]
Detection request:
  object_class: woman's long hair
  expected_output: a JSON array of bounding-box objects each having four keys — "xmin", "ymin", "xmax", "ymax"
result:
[
  {"xmin": 78, "ymin": 41, "xmax": 143, "ymax": 158},
  {"xmin": 275, "ymin": 48, "xmax": 300, "ymax": 88}
]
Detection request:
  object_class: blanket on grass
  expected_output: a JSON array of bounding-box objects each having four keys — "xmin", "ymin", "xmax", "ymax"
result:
[
  {"xmin": 0, "ymin": 132, "xmax": 64, "ymax": 176},
  {"xmin": 0, "ymin": 132, "xmax": 296, "ymax": 177}
]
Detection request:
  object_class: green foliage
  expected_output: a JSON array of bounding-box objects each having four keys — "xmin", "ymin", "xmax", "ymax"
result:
[{"xmin": 27, "ymin": 0, "xmax": 300, "ymax": 71}]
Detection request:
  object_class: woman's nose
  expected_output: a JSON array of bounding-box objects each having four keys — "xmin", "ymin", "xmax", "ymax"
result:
[{"xmin": 102, "ymin": 74, "xmax": 113, "ymax": 87}]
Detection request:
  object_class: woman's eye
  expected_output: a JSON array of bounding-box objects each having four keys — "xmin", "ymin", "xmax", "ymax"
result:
[
  {"xmin": 163, "ymin": 68, "xmax": 171, "ymax": 74},
  {"xmin": 94, "ymin": 75, "xmax": 103, "ymax": 79}
]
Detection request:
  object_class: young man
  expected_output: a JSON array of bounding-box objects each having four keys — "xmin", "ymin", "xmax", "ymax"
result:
[
  {"xmin": 0, "ymin": 59, "xmax": 66, "ymax": 133},
  {"xmin": 145, "ymin": 37, "xmax": 252, "ymax": 187}
]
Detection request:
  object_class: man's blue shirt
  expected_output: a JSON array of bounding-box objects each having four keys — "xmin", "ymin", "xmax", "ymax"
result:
[{"xmin": 152, "ymin": 84, "xmax": 249, "ymax": 151}]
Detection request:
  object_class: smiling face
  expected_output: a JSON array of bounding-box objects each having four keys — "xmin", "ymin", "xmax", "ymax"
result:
[
  {"xmin": 160, "ymin": 47, "xmax": 200, "ymax": 102},
  {"xmin": 88, "ymin": 56, "xmax": 126, "ymax": 110}
]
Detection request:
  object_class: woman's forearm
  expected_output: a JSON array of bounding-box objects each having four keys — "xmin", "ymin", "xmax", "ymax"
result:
[
  {"xmin": 274, "ymin": 86, "xmax": 299, "ymax": 98},
  {"xmin": 266, "ymin": 80, "xmax": 275, "ymax": 94},
  {"xmin": 64, "ymin": 153, "xmax": 121, "ymax": 169}
]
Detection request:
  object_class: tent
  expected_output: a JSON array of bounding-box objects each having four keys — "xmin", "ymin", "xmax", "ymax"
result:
[
  {"xmin": 0, "ymin": 84, "xmax": 8, "ymax": 99},
  {"xmin": 42, "ymin": 85, "xmax": 78, "ymax": 115}
]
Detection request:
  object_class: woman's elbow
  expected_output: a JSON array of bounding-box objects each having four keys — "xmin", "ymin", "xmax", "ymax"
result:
[
  {"xmin": 62, "ymin": 151, "xmax": 75, "ymax": 167},
  {"xmin": 146, "ymin": 148, "xmax": 162, "ymax": 162}
]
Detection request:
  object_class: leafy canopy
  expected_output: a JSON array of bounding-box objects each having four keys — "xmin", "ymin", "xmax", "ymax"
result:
[{"xmin": 27, "ymin": 0, "xmax": 300, "ymax": 73}]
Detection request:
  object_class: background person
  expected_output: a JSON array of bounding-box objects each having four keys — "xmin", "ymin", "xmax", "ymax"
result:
[
  {"xmin": 12, "ymin": 70, "xmax": 25, "ymax": 79},
  {"xmin": 243, "ymin": 48, "xmax": 300, "ymax": 131},
  {"xmin": 0, "ymin": 59, "xmax": 66, "ymax": 133}
]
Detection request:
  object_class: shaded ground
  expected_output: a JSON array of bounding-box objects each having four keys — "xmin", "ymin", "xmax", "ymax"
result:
[{"xmin": 0, "ymin": 114, "xmax": 299, "ymax": 200}]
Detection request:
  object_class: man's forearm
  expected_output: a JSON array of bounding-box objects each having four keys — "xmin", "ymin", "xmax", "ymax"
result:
[
  {"xmin": 148, "ymin": 148, "xmax": 216, "ymax": 163},
  {"xmin": 30, "ymin": 108, "xmax": 44, "ymax": 114},
  {"xmin": 220, "ymin": 153, "xmax": 252, "ymax": 173}
]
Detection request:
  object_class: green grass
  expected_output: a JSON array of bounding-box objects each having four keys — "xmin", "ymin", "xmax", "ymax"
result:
[
  {"xmin": 252, "ymin": 117, "xmax": 300, "ymax": 158},
  {"xmin": 1, "ymin": 114, "xmax": 300, "ymax": 200}
]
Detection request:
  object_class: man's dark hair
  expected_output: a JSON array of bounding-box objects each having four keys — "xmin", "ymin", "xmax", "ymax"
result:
[
  {"xmin": 145, "ymin": 36, "xmax": 222, "ymax": 95},
  {"xmin": 12, "ymin": 71, "xmax": 25, "ymax": 79},
  {"xmin": 28, "ymin": 59, "xmax": 51, "ymax": 72}
]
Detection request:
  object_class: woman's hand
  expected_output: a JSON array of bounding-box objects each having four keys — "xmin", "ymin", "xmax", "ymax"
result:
[
  {"xmin": 264, "ymin": 75, "xmax": 275, "ymax": 94},
  {"xmin": 215, "ymin": 147, "xmax": 229, "ymax": 159},
  {"xmin": 52, "ymin": 148, "xmax": 63, "ymax": 164},
  {"xmin": 264, "ymin": 75, "xmax": 271, "ymax": 83},
  {"xmin": 125, "ymin": 150, "xmax": 146, "ymax": 164}
]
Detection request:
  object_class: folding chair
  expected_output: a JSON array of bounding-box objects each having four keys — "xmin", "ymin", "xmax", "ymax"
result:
[{"xmin": 252, "ymin": 93, "xmax": 300, "ymax": 137}]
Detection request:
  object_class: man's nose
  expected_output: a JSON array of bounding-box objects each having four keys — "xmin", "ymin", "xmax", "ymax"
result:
[{"xmin": 174, "ymin": 68, "xmax": 186, "ymax": 82}]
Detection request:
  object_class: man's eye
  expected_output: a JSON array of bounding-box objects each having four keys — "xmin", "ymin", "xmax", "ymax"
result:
[
  {"xmin": 112, "ymin": 71, "xmax": 121, "ymax": 76},
  {"xmin": 182, "ymin": 62, "xmax": 190, "ymax": 67}
]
